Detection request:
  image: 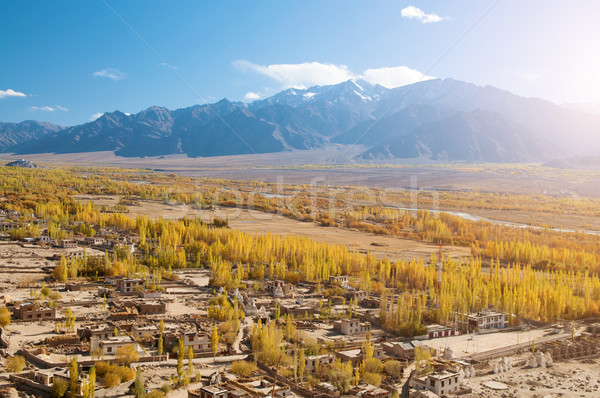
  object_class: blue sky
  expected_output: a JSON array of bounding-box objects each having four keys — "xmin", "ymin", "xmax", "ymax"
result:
[{"xmin": 2, "ymin": 0, "xmax": 600, "ymax": 126}]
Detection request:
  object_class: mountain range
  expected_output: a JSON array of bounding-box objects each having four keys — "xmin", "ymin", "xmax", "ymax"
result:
[{"xmin": 2, "ymin": 78, "xmax": 600, "ymax": 162}]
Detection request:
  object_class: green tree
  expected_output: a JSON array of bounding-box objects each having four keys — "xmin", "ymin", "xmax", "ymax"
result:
[
  {"xmin": 175, "ymin": 337, "xmax": 188, "ymax": 386},
  {"xmin": 83, "ymin": 366, "xmax": 96, "ymax": 398},
  {"xmin": 187, "ymin": 347, "xmax": 194, "ymax": 376},
  {"xmin": 0, "ymin": 306, "xmax": 11, "ymax": 327},
  {"xmin": 115, "ymin": 345, "xmax": 139, "ymax": 366},
  {"xmin": 231, "ymin": 360, "xmax": 256, "ymax": 378},
  {"xmin": 298, "ymin": 349, "xmax": 305, "ymax": 382},
  {"xmin": 64, "ymin": 308, "xmax": 76, "ymax": 332},
  {"xmin": 133, "ymin": 367, "xmax": 145, "ymax": 398},
  {"xmin": 383, "ymin": 360, "xmax": 403, "ymax": 379},
  {"xmin": 211, "ymin": 325, "xmax": 220, "ymax": 362},
  {"xmin": 328, "ymin": 359, "xmax": 353, "ymax": 393},
  {"xmin": 53, "ymin": 255, "xmax": 69, "ymax": 283},
  {"xmin": 6, "ymin": 356, "xmax": 26, "ymax": 373},
  {"xmin": 69, "ymin": 356, "xmax": 79, "ymax": 396},
  {"xmin": 52, "ymin": 377, "xmax": 68, "ymax": 398},
  {"xmin": 414, "ymin": 346, "xmax": 432, "ymax": 375},
  {"xmin": 157, "ymin": 334, "xmax": 163, "ymax": 357}
]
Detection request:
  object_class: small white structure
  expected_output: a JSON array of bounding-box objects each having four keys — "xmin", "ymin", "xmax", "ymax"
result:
[
  {"xmin": 116, "ymin": 278, "xmax": 144, "ymax": 293},
  {"xmin": 411, "ymin": 370, "xmax": 462, "ymax": 396},
  {"xmin": 244, "ymin": 298, "xmax": 259, "ymax": 316},
  {"xmin": 273, "ymin": 286, "xmax": 284, "ymax": 298},
  {"xmin": 305, "ymin": 354, "xmax": 334, "ymax": 372},
  {"xmin": 333, "ymin": 319, "xmax": 371, "ymax": 336},
  {"xmin": 442, "ymin": 347, "xmax": 455, "ymax": 360},
  {"xmin": 329, "ymin": 275, "xmax": 349, "ymax": 289},
  {"xmin": 93, "ymin": 335, "xmax": 140, "ymax": 356}
]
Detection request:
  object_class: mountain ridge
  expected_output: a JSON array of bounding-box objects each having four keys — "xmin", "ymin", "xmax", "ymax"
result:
[{"xmin": 3, "ymin": 78, "xmax": 600, "ymax": 162}]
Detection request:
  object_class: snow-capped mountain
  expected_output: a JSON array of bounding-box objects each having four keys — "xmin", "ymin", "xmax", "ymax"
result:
[{"xmin": 3, "ymin": 78, "xmax": 600, "ymax": 162}]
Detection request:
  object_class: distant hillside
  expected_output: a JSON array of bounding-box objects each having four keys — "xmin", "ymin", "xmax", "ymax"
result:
[
  {"xmin": 364, "ymin": 110, "xmax": 553, "ymax": 162},
  {"xmin": 4, "ymin": 78, "xmax": 600, "ymax": 162},
  {"xmin": 0, "ymin": 121, "xmax": 62, "ymax": 150}
]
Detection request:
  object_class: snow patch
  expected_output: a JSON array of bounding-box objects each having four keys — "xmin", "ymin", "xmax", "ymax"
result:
[
  {"xmin": 351, "ymin": 79, "xmax": 364, "ymax": 91},
  {"xmin": 353, "ymin": 90, "xmax": 372, "ymax": 102}
]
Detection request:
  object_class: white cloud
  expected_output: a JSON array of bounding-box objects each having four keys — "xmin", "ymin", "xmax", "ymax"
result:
[
  {"xmin": 235, "ymin": 60, "xmax": 434, "ymax": 92},
  {"xmin": 92, "ymin": 68, "xmax": 125, "ymax": 81},
  {"xmin": 90, "ymin": 113, "xmax": 104, "ymax": 121},
  {"xmin": 0, "ymin": 89, "xmax": 27, "ymax": 99},
  {"xmin": 55, "ymin": 105, "xmax": 69, "ymax": 111},
  {"xmin": 401, "ymin": 6, "xmax": 446, "ymax": 23},
  {"xmin": 31, "ymin": 106, "xmax": 55, "ymax": 112},
  {"xmin": 361, "ymin": 66, "xmax": 434, "ymax": 88},
  {"xmin": 233, "ymin": 60, "xmax": 354, "ymax": 89},
  {"xmin": 244, "ymin": 92, "xmax": 261, "ymax": 100}
]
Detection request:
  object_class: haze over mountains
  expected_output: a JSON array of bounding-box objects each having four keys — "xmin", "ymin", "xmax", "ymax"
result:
[{"xmin": 2, "ymin": 78, "xmax": 600, "ymax": 162}]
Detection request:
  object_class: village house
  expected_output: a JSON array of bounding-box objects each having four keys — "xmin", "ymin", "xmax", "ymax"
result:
[
  {"xmin": 348, "ymin": 385, "xmax": 392, "ymax": 398},
  {"xmin": 305, "ymin": 354, "xmax": 335, "ymax": 372},
  {"xmin": 189, "ymin": 385, "xmax": 228, "ymax": 398},
  {"xmin": 165, "ymin": 331, "xmax": 211, "ymax": 353},
  {"xmin": 58, "ymin": 239, "xmax": 77, "ymax": 248},
  {"xmin": 136, "ymin": 301, "xmax": 167, "ymax": 315},
  {"xmin": 426, "ymin": 324, "xmax": 459, "ymax": 339},
  {"xmin": 458, "ymin": 309, "xmax": 509, "ymax": 332},
  {"xmin": 83, "ymin": 236, "xmax": 104, "ymax": 246},
  {"xmin": 131, "ymin": 325, "xmax": 160, "ymax": 340},
  {"xmin": 92, "ymin": 335, "xmax": 140, "ymax": 356},
  {"xmin": 410, "ymin": 370, "xmax": 462, "ymax": 396},
  {"xmin": 78, "ymin": 326, "xmax": 113, "ymax": 351},
  {"xmin": 329, "ymin": 275, "xmax": 349, "ymax": 289},
  {"xmin": 38, "ymin": 235, "xmax": 57, "ymax": 245},
  {"xmin": 116, "ymin": 278, "xmax": 144, "ymax": 293},
  {"xmin": 11, "ymin": 303, "xmax": 56, "ymax": 321},
  {"xmin": 11, "ymin": 367, "xmax": 90, "ymax": 397},
  {"xmin": 0, "ymin": 221, "xmax": 19, "ymax": 231},
  {"xmin": 382, "ymin": 340, "xmax": 435, "ymax": 359},
  {"xmin": 346, "ymin": 290, "xmax": 369, "ymax": 302},
  {"xmin": 333, "ymin": 318, "xmax": 371, "ymax": 335},
  {"xmin": 335, "ymin": 346, "xmax": 384, "ymax": 366}
]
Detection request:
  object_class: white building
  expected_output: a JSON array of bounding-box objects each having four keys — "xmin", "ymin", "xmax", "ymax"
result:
[
  {"xmin": 458, "ymin": 309, "xmax": 509, "ymax": 332},
  {"xmin": 305, "ymin": 354, "xmax": 334, "ymax": 372},
  {"xmin": 92, "ymin": 335, "xmax": 140, "ymax": 356},
  {"xmin": 411, "ymin": 370, "xmax": 462, "ymax": 396},
  {"xmin": 329, "ymin": 275, "xmax": 349, "ymax": 289},
  {"xmin": 334, "ymin": 319, "xmax": 371, "ymax": 335}
]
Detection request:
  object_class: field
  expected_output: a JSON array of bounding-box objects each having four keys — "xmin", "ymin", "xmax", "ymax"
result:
[{"xmin": 73, "ymin": 194, "xmax": 471, "ymax": 262}]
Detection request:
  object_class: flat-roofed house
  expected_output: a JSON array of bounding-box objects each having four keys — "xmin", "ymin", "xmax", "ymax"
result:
[
  {"xmin": 458, "ymin": 309, "xmax": 509, "ymax": 333},
  {"xmin": 93, "ymin": 335, "xmax": 140, "ymax": 356},
  {"xmin": 411, "ymin": 370, "xmax": 462, "ymax": 396},
  {"xmin": 59, "ymin": 239, "xmax": 77, "ymax": 248},
  {"xmin": 333, "ymin": 319, "xmax": 371, "ymax": 335},
  {"xmin": 12, "ymin": 303, "xmax": 56, "ymax": 321},
  {"xmin": 116, "ymin": 278, "xmax": 144, "ymax": 293}
]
